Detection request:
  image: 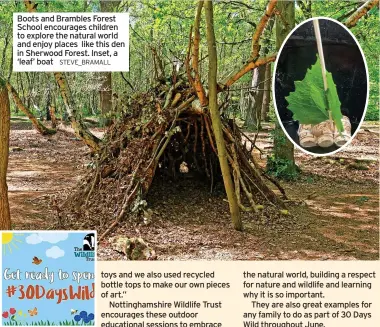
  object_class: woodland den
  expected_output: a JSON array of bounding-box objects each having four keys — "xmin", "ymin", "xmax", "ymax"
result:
[{"xmin": 0, "ymin": 0, "xmax": 379, "ymax": 261}]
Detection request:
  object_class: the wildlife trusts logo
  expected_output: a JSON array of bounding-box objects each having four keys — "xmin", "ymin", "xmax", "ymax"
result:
[{"xmin": 74, "ymin": 233, "xmax": 95, "ymax": 261}]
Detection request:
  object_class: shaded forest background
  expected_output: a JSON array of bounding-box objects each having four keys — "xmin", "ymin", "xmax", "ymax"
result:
[{"xmin": 0, "ymin": 0, "xmax": 378, "ymax": 260}]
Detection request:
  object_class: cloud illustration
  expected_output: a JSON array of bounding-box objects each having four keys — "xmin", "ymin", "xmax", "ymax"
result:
[
  {"xmin": 26, "ymin": 233, "xmax": 68, "ymax": 245},
  {"xmin": 25, "ymin": 233, "xmax": 42, "ymax": 244},
  {"xmin": 46, "ymin": 246, "xmax": 65, "ymax": 259}
]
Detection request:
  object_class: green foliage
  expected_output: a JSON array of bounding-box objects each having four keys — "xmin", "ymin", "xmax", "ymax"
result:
[
  {"xmin": 366, "ymin": 105, "xmax": 379, "ymax": 121},
  {"xmin": 286, "ymin": 56, "xmax": 343, "ymax": 131},
  {"xmin": 305, "ymin": 175, "xmax": 315, "ymax": 184},
  {"xmin": 0, "ymin": 0, "xmax": 378, "ymax": 124},
  {"xmin": 266, "ymin": 155, "xmax": 299, "ymax": 181},
  {"xmin": 355, "ymin": 196, "xmax": 369, "ymax": 205}
]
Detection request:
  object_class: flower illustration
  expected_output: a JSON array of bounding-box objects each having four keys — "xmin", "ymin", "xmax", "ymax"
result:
[
  {"xmin": 79, "ymin": 311, "xmax": 87, "ymax": 319},
  {"xmin": 9, "ymin": 308, "xmax": 16, "ymax": 315},
  {"xmin": 73, "ymin": 311, "xmax": 94, "ymax": 324},
  {"xmin": 2, "ymin": 312, "xmax": 9, "ymax": 319}
]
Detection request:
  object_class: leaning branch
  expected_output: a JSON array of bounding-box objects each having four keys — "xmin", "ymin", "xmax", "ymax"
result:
[
  {"xmin": 218, "ymin": 0, "xmax": 278, "ymax": 89},
  {"xmin": 6, "ymin": 82, "xmax": 56, "ymax": 135},
  {"xmin": 345, "ymin": 0, "xmax": 379, "ymax": 28},
  {"xmin": 251, "ymin": 0, "xmax": 278, "ymax": 59},
  {"xmin": 54, "ymin": 73, "xmax": 101, "ymax": 151},
  {"xmin": 222, "ymin": 53, "xmax": 277, "ymax": 88}
]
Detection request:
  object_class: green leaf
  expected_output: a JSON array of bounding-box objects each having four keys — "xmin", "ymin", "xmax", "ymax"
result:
[{"xmin": 286, "ymin": 56, "xmax": 343, "ymax": 130}]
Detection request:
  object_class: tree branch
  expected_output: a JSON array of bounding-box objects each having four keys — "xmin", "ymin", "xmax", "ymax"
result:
[
  {"xmin": 120, "ymin": 72, "xmax": 135, "ymax": 91},
  {"xmin": 222, "ymin": 53, "xmax": 277, "ymax": 88},
  {"xmin": 251, "ymin": 0, "xmax": 278, "ymax": 59},
  {"xmin": 192, "ymin": 0, "xmax": 208, "ymax": 106},
  {"xmin": 345, "ymin": 0, "xmax": 379, "ymax": 28}
]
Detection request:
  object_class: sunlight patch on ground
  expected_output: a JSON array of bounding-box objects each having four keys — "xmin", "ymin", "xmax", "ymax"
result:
[
  {"xmin": 7, "ymin": 170, "xmax": 41, "ymax": 177},
  {"xmin": 319, "ymin": 228, "xmax": 378, "ymax": 254},
  {"xmin": 306, "ymin": 193, "xmax": 379, "ymax": 222}
]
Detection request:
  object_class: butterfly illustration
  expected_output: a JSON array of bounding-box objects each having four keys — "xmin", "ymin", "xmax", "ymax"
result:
[
  {"xmin": 71, "ymin": 309, "xmax": 78, "ymax": 315},
  {"xmin": 28, "ymin": 308, "xmax": 38, "ymax": 317},
  {"xmin": 32, "ymin": 256, "xmax": 42, "ymax": 265}
]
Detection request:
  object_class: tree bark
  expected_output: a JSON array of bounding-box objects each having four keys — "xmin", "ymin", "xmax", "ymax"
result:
[
  {"xmin": 0, "ymin": 81, "xmax": 11, "ymax": 229},
  {"xmin": 345, "ymin": 0, "xmax": 379, "ymax": 28},
  {"xmin": 99, "ymin": 72, "xmax": 113, "ymax": 126},
  {"xmin": 191, "ymin": 1, "xmax": 208, "ymax": 106},
  {"xmin": 271, "ymin": 0, "xmax": 297, "ymax": 176},
  {"xmin": 99, "ymin": 0, "xmax": 120, "ymax": 126},
  {"xmin": 204, "ymin": 0, "xmax": 242, "ymax": 231},
  {"xmin": 245, "ymin": 65, "xmax": 265, "ymax": 129},
  {"xmin": 261, "ymin": 62, "xmax": 271, "ymax": 122}
]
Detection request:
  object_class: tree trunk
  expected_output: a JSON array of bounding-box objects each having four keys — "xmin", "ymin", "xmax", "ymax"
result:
[
  {"xmin": 245, "ymin": 65, "xmax": 265, "ymax": 129},
  {"xmin": 6, "ymin": 82, "xmax": 56, "ymax": 135},
  {"xmin": 261, "ymin": 62, "xmax": 271, "ymax": 122},
  {"xmin": 98, "ymin": 0, "xmax": 121, "ymax": 126},
  {"xmin": 271, "ymin": 0, "xmax": 297, "ymax": 177},
  {"xmin": 1, "ymin": 28, "xmax": 11, "ymax": 72},
  {"xmin": 99, "ymin": 72, "xmax": 113, "ymax": 126},
  {"xmin": 0, "ymin": 81, "xmax": 11, "ymax": 229},
  {"xmin": 46, "ymin": 86, "xmax": 52, "ymax": 121},
  {"xmin": 50, "ymin": 106, "xmax": 57, "ymax": 129},
  {"xmin": 204, "ymin": 0, "xmax": 242, "ymax": 231},
  {"xmin": 54, "ymin": 73, "xmax": 101, "ymax": 151}
]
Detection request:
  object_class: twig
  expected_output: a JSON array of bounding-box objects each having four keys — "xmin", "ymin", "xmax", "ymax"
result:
[
  {"xmin": 85, "ymin": 159, "xmax": 100, "ymax": 205},
  {"xmin": 98, "ymin": 156, "xmax": 144, "ymax": 241},
  {"xmin": 120, "ymin": 72, "xmax": 135, "ymax": 91},
  {"xmin": 204, "ymin": 114, "xmax": 217, "ymax": 153},
  {"xmin": 98, "ymin": 182, "xmax": 140, "ymax": 241}
]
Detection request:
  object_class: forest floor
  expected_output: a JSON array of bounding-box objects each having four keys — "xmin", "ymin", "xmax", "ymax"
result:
[{"xmin": 7, "ymin": 117, "xmax": 379, "ymax": 260}]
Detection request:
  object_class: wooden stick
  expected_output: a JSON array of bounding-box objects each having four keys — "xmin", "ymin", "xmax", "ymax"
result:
[
  {"xmin": 192, "ymin": 1, "xmax": 208, "ymax": 106},
  {"xmin": 251, "ymin": 0, "xmax": 278, "ymax": 59},
  {"xmin": 312, "ymin": 19, "xmax": 333, "ymax": 124},
  {"xmin": 312, "ymin": 19, "xmax": 328, "ymax": 91}
]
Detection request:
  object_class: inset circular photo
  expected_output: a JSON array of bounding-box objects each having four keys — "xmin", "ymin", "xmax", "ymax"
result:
[{"xmin": 273, "ymin": 17, "xmax": 368, "ymax": 155}]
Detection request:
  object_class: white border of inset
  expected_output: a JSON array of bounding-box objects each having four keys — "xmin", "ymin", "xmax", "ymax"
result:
[{"xmin": 272, "ymin": 17, "xmax": 370, "ymax": 157}]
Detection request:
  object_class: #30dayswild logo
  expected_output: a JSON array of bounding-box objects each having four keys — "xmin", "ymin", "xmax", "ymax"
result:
[{"xmin": 74, "ymin": 233, "xmax": 95, "ymax": 261}]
